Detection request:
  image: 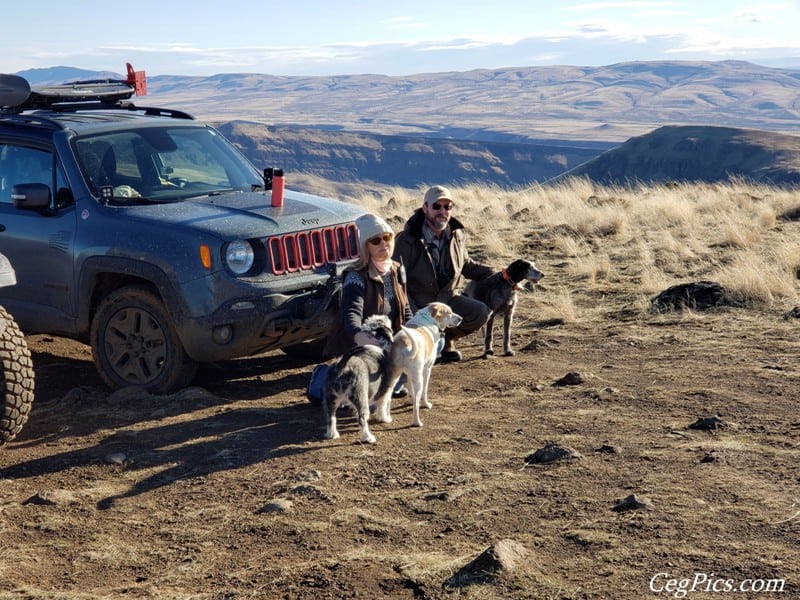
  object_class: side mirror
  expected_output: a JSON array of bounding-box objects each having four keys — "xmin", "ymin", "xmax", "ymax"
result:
[{"xmin": 11, "ymin": 183, "xmax": 51, "ymax": 210}]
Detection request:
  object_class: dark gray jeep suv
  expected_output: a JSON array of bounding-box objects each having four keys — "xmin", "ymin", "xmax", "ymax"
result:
[{"xmin": 0, "ymin": 65, "xmax": 363, "ymax": 393}]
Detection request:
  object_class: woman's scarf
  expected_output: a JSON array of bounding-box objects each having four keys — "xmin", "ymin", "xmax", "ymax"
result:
[{"xmin": 371, "ymin": 257, "xmax": 392, "ymax": 274}]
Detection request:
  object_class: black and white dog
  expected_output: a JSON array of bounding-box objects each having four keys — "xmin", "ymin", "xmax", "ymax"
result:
[
  {"xmin": 322, "ymin": 315, "xmax": 395, "ymax": 444},
  {"xmin": 466, "ymin": 258, "xmax": 544, "ymax": 357}
]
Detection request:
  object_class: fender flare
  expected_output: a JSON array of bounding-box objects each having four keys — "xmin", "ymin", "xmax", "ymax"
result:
[{"xmin": 75, "ymin": 256, "xmax": 187, "ymax": 333}]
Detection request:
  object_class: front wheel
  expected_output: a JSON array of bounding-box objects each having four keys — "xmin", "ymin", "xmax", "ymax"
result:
[
  {"xmin": 90, "ymin": 285, "xmax": 198, "ymax": 393},
  {"xmin": 0, "ymin": 305, "xmax": 35, "ymax": 446}
]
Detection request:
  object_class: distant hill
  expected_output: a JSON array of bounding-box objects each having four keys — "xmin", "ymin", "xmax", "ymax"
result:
[
  {"xmin": 557, "ymin": 125, "xmax": 800, "ymax": 186},
  {"xmin": 140, "ymin": 60, "xmax": 800, "ymax": 144},
  {"xmin": 16, "ymin": 60, "xmax": 800, "ymax": 144},
  {"xmin": 15, "ymin": 66, "xmax": 122, "ymax": 85},
  {"xmin": 12, "ymin": 61, "xmax": 800, "ymax": 188}
]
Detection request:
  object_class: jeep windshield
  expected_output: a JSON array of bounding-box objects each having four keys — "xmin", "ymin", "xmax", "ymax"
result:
[{"xmin": 73, "ymin": 126, "xmax": 264, "ymax": 205}]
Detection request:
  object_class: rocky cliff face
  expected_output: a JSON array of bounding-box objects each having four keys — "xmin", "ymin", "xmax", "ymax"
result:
[{"xmin": 217, "ymin": 122, "xmax": 608, "ymax": 188}]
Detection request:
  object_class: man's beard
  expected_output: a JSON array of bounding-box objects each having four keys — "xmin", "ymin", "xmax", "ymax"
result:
[{"xmin": 426, "ymin": 215, "xmax": 448, "ymax": 232}]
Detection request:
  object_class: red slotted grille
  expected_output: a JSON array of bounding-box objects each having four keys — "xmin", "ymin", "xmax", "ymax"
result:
[{"xmin": 266, "ymin": 223, "xmax": 359, "ymax": 275}]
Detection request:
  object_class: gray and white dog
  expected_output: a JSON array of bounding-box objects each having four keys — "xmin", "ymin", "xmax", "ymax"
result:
[
  {"xmin": 322, "ymin": 314, "xmax": 395, "ymax": 444},
  {"xmin": 466, "ymin": 258, "xmax": 544, "ymax": 357}
]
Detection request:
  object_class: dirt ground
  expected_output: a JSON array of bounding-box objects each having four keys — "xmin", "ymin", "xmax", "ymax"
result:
[{"xmin": 2, "ymin": 283, "xmax": 800, "ymax": 598}]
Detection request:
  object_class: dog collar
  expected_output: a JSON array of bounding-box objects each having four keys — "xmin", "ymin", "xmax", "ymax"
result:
[
  {"xmin": 411, "ymin": 310, "xmax": 443, "ymax": 330},
  {"xmin": 502, "ymin": 268, "xmax": 520, "ymax": 291}
]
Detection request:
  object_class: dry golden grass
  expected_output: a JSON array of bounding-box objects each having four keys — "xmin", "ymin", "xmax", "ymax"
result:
[{"xmin": 347, "ymin": 177, "xmax": 800, "ymax": 315}]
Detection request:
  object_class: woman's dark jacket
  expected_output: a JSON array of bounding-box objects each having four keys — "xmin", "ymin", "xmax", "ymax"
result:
[{"xmin": 323, "ymin": 260, "xmax": 412, "ymax": 358}]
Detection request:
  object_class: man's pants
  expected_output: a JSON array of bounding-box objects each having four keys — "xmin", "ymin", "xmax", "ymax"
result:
[{"xmin": 444, "ymin": 294, "xmax": 490, "ymax": 342}]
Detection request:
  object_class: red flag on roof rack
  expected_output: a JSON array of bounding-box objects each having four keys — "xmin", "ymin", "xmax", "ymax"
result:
[{"xmin": 126, "ymin": 63, "xmax": 147, "ymax": 96}]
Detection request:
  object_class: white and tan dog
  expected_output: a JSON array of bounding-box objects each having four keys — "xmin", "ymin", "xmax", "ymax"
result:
[{"xmin": 374, "ymin": 302, "xmax": 462, "ymax": 429}]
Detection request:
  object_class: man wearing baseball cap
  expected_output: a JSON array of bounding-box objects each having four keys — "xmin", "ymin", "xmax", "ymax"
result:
[{"xmin": 393, "ymin": 185, "xmax": 493, "ymax": 362}]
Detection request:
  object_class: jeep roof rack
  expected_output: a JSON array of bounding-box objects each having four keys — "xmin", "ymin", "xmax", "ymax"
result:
[{"xmin": 0, "ymin": 63, "xmax": 147, "ymax": 113}]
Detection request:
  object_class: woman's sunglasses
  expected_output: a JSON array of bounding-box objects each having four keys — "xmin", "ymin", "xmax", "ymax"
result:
[{"xmin": 368, "ymin": 233, "xmax": 394, "ymax": 245}]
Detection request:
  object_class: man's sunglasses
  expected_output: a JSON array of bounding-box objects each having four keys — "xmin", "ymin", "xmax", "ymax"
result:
[
  {"xmin": 430, "ymin": 202, "xmax": 453, "ymax": 211},
  {"xmin": 368, "ymin": 233, "xmax": 394, "ymax": 245}
]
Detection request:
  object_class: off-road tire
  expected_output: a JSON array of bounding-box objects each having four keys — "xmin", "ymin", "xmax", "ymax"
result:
[
  {"xmin": 90, "ymin": 285, "xmax": 198, "ymax": 394},
  {"xmin": 0, "ymin": 305, "xmax": 35, "ymax": 446}
]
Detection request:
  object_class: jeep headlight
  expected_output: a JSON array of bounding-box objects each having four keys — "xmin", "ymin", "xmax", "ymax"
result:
[{"xmin": 225, "ymin": 240, "xmax": 254, "ymax": 275}]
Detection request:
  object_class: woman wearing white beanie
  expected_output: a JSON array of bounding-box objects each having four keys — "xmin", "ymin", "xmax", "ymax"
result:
[{"xmin": 323, "ymin": 213, "xmax": 413, "ymax": 359}]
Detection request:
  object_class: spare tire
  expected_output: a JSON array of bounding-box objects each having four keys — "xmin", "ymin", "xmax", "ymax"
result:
[{"xmin": 0, "ymin": 305, "xmax": 35, "ymax": 446}]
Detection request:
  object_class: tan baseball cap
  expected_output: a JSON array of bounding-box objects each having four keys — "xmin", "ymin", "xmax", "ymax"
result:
[{"xmin": 423, "ymin": 185, "xmax": 453, "ymax": 206}]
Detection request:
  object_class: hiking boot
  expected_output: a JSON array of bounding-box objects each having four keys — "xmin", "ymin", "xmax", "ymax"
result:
[
  {"xmin": 438, "ymin": 339, "xmax": 462, "ymax": 363},
  {"xmin": 439, "ymin": 349, "xmax": 462, "ymax": 362},
  {"xmin": 392, "ymin": 384, "xmax": 409, "ymax": 398}
]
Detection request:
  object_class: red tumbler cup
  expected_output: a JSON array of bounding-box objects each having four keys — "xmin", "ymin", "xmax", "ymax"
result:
[{"xmin": 271, "ymin": 168, "xmax": 284, "ymax": 207}]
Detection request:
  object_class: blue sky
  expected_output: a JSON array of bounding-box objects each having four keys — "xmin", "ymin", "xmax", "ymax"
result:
[{"xmin": 5, "ymin": 0, "xmax": 800, "ymax": 76}]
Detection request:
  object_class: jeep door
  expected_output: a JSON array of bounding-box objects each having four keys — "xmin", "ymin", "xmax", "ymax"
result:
[{"xmin": 0, "ymin": 142, "xmax": 77, "ymax": 331}]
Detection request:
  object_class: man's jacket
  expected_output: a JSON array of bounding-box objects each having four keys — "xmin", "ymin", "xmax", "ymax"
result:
[{"xmin": 393, "ymin": 208, "xmax": 493, "ymax": 310}]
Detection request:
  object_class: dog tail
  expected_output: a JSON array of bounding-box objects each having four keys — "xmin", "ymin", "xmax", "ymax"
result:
[
  {"xmin": 390, "ymin": 328, "xmax": 422, "ymax": 367},
  {"xmin": 392, "ymin": 329, "xmax": 413, "ymax": 354}
]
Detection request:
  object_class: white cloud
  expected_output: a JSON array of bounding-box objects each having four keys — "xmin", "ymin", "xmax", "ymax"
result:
[
  {"xmin": 564, "ymin": 1, "xmax": 679, "ymax": 12},
  {"xmin": 381, "ymin": 16, "xmax": 426, "ymax": 30}
]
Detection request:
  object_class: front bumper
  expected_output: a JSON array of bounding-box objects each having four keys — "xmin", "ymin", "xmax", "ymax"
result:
[{"xmin": 176, "ymin": 263, "xmax": 346, "ymax": 362}]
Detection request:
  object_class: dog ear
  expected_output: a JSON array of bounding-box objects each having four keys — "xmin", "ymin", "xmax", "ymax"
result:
[
  {"xmin": 429, "ymin": 302, "xmax": 444, "ymax": 319},
  {"xmin": 508, "ymin": 259, "xmax": 529, "ymax": 279}
]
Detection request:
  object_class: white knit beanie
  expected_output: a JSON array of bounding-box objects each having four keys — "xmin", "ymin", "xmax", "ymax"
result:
[{"xmin": 355, "ymin": 213, "xmax": 393, "ymax": 252}]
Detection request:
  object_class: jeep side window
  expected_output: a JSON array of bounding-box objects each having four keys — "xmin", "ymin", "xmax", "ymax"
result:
[{"xmin": 0, "ymin": 144, "xmax": 57, "ymax": 205}]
